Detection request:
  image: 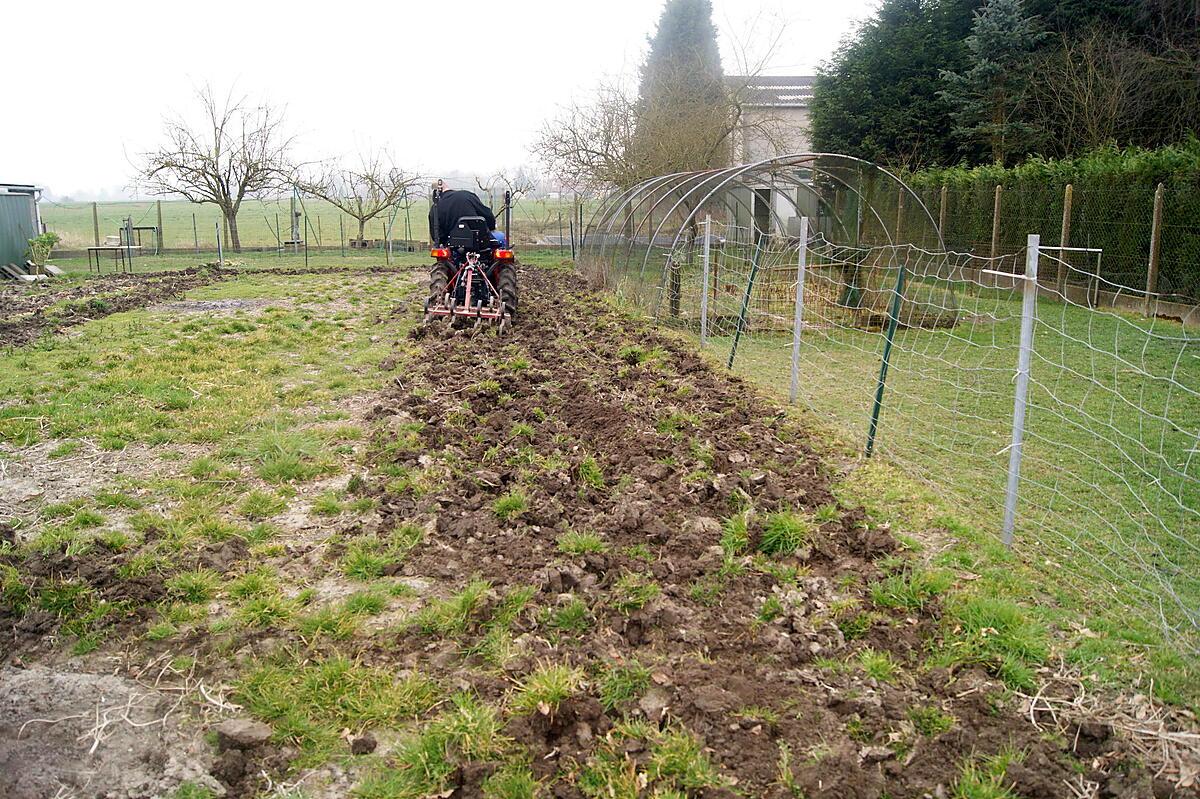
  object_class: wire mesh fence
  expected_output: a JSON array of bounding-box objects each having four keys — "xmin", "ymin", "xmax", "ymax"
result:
[
  {"xmin": 583, "ymin": 158, "xmax": 1200, "ymax": 664},
  {"xmin": 38, "ymin": 195, "xmax": 591, "ymax": 255}
]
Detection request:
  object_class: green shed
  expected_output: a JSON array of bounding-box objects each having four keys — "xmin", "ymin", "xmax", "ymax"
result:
[{"xmin": 0, "ymin": 184, "xmax": 43, "ymax": 267}]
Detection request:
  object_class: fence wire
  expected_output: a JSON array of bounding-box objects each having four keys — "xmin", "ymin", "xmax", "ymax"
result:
[
  {"xmin": 38, "ymin": 195, "xmax": 590, "ymax": 252},
  {"xmin": 590, "ymin": 183, "xmax": 1200, "ymax": 660},
  {"xmin": 914, "ymin": 181, "xmax": 1200, "ymax": 304}
]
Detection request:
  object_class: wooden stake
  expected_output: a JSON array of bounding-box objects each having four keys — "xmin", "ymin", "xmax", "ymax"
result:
[
  {"xmin": 990, "ymin": 184, "xmax": 1003, "ymax": 260},
  {"xmin": 938, "ymin": 184, "xmax": 948, "ymax": 243},
  {"xmin": 1146, "ymin": 182, "xmax": 1165, "ymax": 317}
]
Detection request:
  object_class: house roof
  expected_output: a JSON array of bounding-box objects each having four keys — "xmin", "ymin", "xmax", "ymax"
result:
[{"xmin": 729, "ymin": 75, "xmax": 816, "ymax": 108}]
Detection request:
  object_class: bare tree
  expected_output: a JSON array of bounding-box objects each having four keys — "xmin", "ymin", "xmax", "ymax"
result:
[
  {"xmin": 1027, "ymin": 26, "xmax": 1200, "ymax": 156},
  {"xmin": 138, "ymin": 87, "xmax": 292, "ymax": 252},
  {"xmin": 531, "ymin": 78, "xmax": 643, "ymax": 191},
  {"xmin": 532, "ymin": 20, "xmax": 785, "ymax": 190},
  {"xmin": 476, "ymin": 169, "xmax": 538, "ymax": 209},
  {"xmin": 295, "ymin": 151, "xmax": 422, "ymax": 244},
  {"xmin": 533, "ymin": 74, "xmax": 782, "ymax": 190}
]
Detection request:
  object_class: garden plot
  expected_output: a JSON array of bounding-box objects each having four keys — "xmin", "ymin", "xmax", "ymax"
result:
[{"xmin": 0, "ymin": 263, "xmax": 1194, "ymax": 798}]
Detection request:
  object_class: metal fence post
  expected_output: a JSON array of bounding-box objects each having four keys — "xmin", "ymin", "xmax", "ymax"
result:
[
  {"xmin": 789, "ymin": 216, "xmax": 809, "ymax": 405},
  {"xmin": 865, "ymin": 259, "xmax": 907, "ymax": 457},
  {"xmin": 727, "ymin": 235, "xmax": 764, "ymax": 370},
  {"xmin": 1145, "ymin": 182, "xmax": 1165, "ymax": 317},
  {"xmin": 1002, "ymin": 234, "xmax": 1040, "ymax": 546},
  {"xmin": 124, "ymin": 216, "xmax": 134, "ymax": 271},
  {"xmin": 700, "ymin": 215, "xmax": 711, "ymax": 347}
]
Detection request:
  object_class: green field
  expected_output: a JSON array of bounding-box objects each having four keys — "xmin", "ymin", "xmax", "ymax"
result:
[{"xmin": 40, "ymin": 196, "xmax": 592, "ymax": 251}]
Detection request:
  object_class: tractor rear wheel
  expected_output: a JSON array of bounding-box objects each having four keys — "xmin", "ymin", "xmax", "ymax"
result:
[
  {"xmin": 426, "ymin": 261, "xmax": 452, "ymax": 318},
  {"xmin": 496, "ymin": 262, "xmax": 518, "ymax": 318}
]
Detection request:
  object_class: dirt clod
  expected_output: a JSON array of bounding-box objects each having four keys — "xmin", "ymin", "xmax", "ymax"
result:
[
  {"xmin": 350, "ymin": 733, "xmax": 378, "ymax": 755},
  {"xmin": 213, "ymin": 718, "xmax": 274, "ymax": 751}
]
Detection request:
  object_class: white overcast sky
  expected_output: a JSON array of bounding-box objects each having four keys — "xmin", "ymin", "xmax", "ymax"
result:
[{"xmin": 3, "ymin": 0, "xmax": 875, "ymax": 199}]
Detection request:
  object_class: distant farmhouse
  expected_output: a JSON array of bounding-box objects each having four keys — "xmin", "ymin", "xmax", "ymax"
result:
[{"xmin": 729, "ymin": 75, "xmax": 815, "ymax": 163}]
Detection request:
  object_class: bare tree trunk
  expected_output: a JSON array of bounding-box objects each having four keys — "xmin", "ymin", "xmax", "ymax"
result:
[
  {"xmin": 357, "ymin": 218, "xmax": 367, "ymax": 244},
  {"xmin": 226, "ymin": 211, "xmax": 242, "ymax": 253}
]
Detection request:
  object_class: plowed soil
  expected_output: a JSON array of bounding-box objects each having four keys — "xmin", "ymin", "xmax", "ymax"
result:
[
  {"xmin": 0, "ymin": 263, "xmax": 1181, "ymax": 798},
  {"xmin": 359, "ymin": 267, "xmax": 1165, "ymax": 798},
  {"xmin": 0, "ymin": 267, "xmax": 230, "ymax": 347},
  {"xmin": 0, "ymin": 264, "xmax": 412, "ymax": 348}
]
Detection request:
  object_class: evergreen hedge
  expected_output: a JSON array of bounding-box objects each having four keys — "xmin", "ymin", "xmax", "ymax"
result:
[{"xmin": 904, "ymin": 140, "xmax": 1200, "ymax": 299}]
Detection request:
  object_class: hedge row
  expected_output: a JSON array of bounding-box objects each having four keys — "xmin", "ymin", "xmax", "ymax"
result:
[{"xmin": 904, "ymin": 140, "xmax": 1200, "ymax": 299}]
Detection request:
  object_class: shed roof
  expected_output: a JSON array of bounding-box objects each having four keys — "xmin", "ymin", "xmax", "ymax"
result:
[{"xmin": 729, "ymin": 75, "xmax": 816, "ymax": 108}]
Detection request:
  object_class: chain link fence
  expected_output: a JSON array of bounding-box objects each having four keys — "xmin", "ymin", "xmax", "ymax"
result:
[{"xmin": 912, "ymin": 180, "xmax": 1200, "ymax": 304}]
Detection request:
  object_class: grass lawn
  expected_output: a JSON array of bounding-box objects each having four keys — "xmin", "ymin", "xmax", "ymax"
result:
[{"xmin": 0, "ymin": 270, "xmax": 416, "ymax": 453}]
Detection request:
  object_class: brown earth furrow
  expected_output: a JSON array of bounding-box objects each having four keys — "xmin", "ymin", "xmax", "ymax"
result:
[{"xmin": 358, "ymin": 265, "xmax": 1169, "ymax": 798}]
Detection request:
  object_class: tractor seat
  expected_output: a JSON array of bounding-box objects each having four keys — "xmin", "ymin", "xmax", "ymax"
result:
[{"xmin": 448, "ymin": 216, "xmax": 492, "ymax": 251}]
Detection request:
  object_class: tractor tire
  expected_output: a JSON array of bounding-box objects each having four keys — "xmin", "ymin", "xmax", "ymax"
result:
[
  {"xmin": 427, "ymin": 261, "xmax": 452, "ymax": 311},
  {"xmin": 496, "ymin": 262, "xmax": 518, "ymax": 318}
]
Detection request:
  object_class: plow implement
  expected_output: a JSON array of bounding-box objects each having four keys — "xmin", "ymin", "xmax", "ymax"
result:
[
  {"xmin": 422, "ymin": 184, "xmax": 518, "ymax": 335},
  {"xmin": 423, "ymin": 250, "xmax": 516, "ymax": 334}
]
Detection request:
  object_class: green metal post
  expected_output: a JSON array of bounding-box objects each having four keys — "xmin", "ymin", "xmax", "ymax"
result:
[
  {"xmin": 865, "ymin": 262, "xmax": 906, "ymax": 457},
  {"xmin": 727, "ymin": 235, "xmax": 764, "ymax": 370}
]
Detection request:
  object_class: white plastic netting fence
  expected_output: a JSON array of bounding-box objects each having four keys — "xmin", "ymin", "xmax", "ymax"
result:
[{"xmin": 605, "ymin": 218, "xmax": 1200, "ymax": 657}]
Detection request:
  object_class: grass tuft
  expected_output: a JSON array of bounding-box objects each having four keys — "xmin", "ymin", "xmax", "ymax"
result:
[
  {"xmin": 937, "ymin": 595, "xmax": 1049, "ymax": 691},
  {"xmin": 871, "ymin": 567, "xmax": 953, "ymax": 611},
  {"xmin": 493, "ymin": 491, "xmax": 529, "ymax": 522},
  {"xmin": 577, "ymin": 456, "xmax": 605, "ymax": 490},
  {"xmin": 857, "ymin": 648, "xmax": 901, "ymax": 683},
  {"xmin": 557, "ymin": 530, "xmax": 608, "ymax": 555},
  {"xmin": 238, "ymin": 657, "xmax": 439, "ymax": 766},
  {"xmin": 413, "ymin": 579, "xmax": 491, "ymax": 636},
  {"xmin": 611, "ymin": 572, "xmax": 661, "ymax": 613},
  {"xmin": 598, "ymin": 661, "xmax": 651, "ymax": 712},
  {"xmin": 166, "ymin": 569, "xmax": 220, "ymax": 604},
  {"xmin": 512, "ymin": 662, "xmax": 584, "ymax": 715},
  {"xmin": 909, "ymin": 704, "xmax": 956, "ymax": 736},
  {"xmin": 758, "ymin": 511, "xmax": 814, "ymax": 557}
]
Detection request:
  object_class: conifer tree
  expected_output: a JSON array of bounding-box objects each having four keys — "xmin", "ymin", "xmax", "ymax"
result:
[{"xmin": 940, "ymin": 0, "xmax": 1045, "ymax": 165}]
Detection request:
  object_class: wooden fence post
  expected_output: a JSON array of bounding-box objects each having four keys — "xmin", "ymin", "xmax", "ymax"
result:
[
  {"xmin": 938, "ymin": 184, "xmax": 948, "ymax": 242},
  {"xmin": 990, "ymin": 184, "xmax": 1003, "ymax": 260},
  {"xmin": 156, "ymin": 200, "xmax": 164, "ymax": 254},
  {"xmin": 1056, "ymin": 184, "xmax": 1073, "ymax": 296},
  {"xmin": 895, "ymin": 189, "xmax": 905, "ymax": 243},
  {"xmin": 1145, "ymin": 182, "xmax": 1165, "ymax": 316},
  {"xmin": 92, "ymin": 202, "xmax": 100, "ymax": 246}
]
